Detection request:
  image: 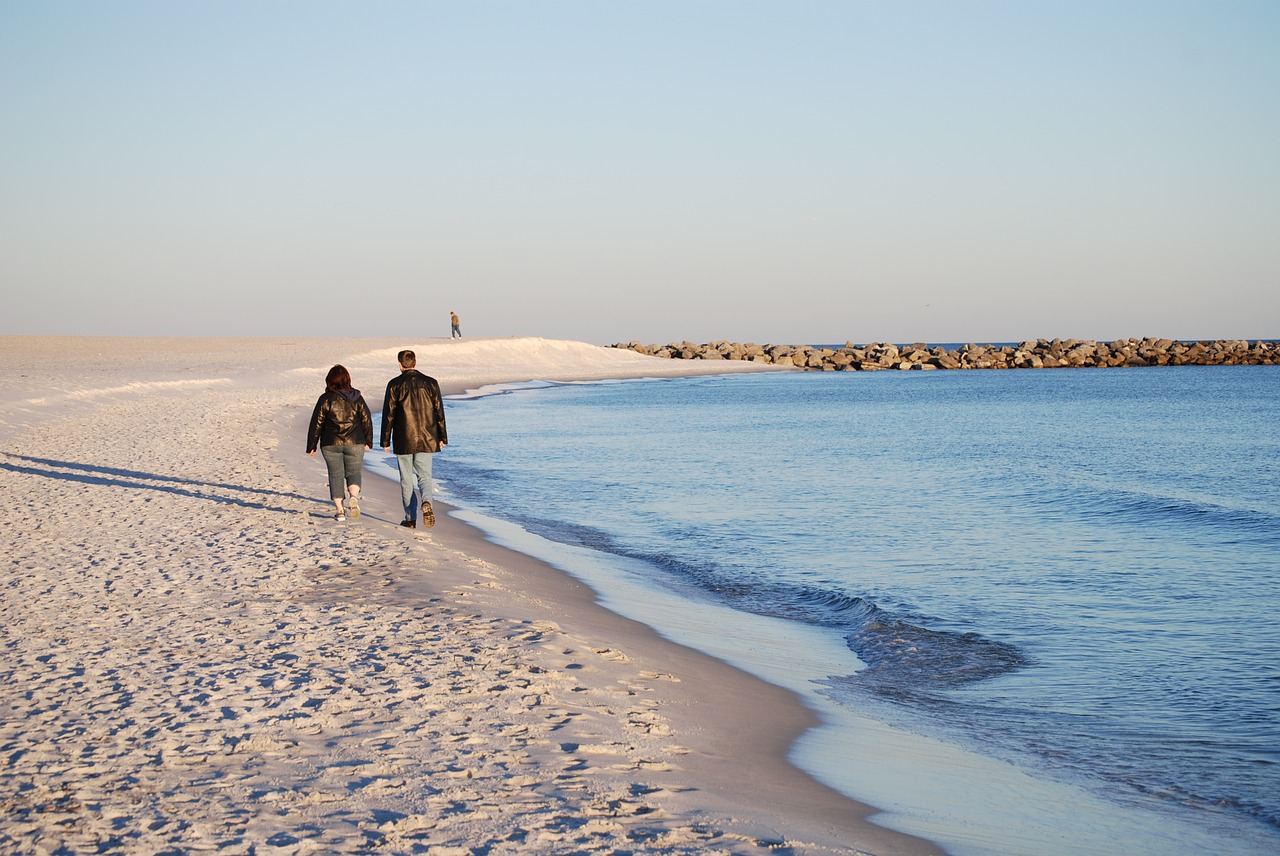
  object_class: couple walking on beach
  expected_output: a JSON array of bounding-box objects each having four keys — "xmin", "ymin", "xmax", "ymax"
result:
[{"xmin": 305, "ymin": 350, "xmax": 448, "ymax": 527}]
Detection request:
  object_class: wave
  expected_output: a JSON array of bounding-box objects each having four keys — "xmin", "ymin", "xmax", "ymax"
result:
[
  {"xmin": 442, "ymin": 458, "xmax": 1031, "ymax": 696},
  {"xmin": 1073, "ymin": 480, "xmax": 1280, "ymax": 541},
  {"xmin": 844, "ymin": 619, "xmax": 1031, "ymax": 697},
  {"xmin": 599, "ymin": 548, "xmax": 1033, "ymax": 695},
  {"xmin": 449, "ymin": 380, "xmax": 566, "ymax": 401}
]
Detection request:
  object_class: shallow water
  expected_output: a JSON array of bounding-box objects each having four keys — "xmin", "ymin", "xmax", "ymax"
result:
[{"xmin": 420, "ymin": 366, "xmax": 1280, "ymax": 855}]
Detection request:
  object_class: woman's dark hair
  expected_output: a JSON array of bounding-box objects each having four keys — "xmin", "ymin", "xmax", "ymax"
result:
[{"xmin": 325, "ymin": 364, "xmax": 352, "ymax": 393}]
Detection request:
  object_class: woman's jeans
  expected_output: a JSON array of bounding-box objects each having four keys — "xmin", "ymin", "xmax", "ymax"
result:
[
  {"xmin": 396, "ymin": 452, "xmax": 433, "ymax": 519},
  {"xmin": 320, "ymin": 444, "xmax": 365, "ymax": 500}
]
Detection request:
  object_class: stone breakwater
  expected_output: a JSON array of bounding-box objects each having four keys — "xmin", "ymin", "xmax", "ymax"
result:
[{"xmin": 611, "ymin": 338, "xmax": 1280, "ymax": 371}]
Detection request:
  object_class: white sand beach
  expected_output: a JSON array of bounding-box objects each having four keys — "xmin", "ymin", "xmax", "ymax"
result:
[{"xmin": 0, "ymin": 336, "xmax": 940, "ymax": 855}]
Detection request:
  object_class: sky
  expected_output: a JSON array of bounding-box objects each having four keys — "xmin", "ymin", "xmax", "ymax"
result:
[{"xmin": 2, "ymin": 1, "xmax": 1278, "ymax": 345}]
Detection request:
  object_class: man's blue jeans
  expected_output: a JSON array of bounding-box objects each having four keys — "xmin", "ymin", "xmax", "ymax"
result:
[{"xmin": 396, "ymin": 452, "xmax": 433, "ymax": 520}]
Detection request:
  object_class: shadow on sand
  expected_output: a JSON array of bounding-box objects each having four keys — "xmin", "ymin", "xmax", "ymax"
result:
[{"xmin": 2, "ymin": 452, "xmax": 325, "ymax": 515}]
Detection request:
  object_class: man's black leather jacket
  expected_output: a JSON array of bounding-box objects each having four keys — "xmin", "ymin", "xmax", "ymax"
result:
[{"xmin": 380, "ymin": 370, "xmax": 448, "ymax": 454}]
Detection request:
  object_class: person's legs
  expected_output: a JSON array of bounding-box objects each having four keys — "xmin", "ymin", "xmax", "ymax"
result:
[
  {"xmin": 320, "ymin": 446, "xmax": 347, "ymax": 517},
  {"xmin": 396, "ymin": 454, "xmax": 418, "ymax": 524},
  {"xmin": 343, "ymin": 445, "xmax": 364, "ymax": 517},
  {"xmin": 342, "ymin": 445, "xmax": 363, "ymax": 488},
  {"xmin": 412, "ymin": 452, "xmax": 434, "ymax": 526}
]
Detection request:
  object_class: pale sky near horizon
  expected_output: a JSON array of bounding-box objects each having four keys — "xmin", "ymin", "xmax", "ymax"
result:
[{"xmin": 2, "ymin": 2, "xmax": 1277, "ymax": 345}]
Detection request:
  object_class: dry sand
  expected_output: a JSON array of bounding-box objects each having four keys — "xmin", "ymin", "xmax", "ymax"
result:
[{"xmin": 0, "ymin": 336, "xmax": 940, "ymax": 855}]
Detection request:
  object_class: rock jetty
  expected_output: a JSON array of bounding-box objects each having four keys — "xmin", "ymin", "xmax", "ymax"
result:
[{"xmin": 610, "ymin": 338, "xmax": 1280, "ymax": 371}]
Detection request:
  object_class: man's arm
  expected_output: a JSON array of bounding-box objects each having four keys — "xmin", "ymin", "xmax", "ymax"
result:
[{"xmin": 432, "ymin": 379, "xmax": 448, "ymax": 447}]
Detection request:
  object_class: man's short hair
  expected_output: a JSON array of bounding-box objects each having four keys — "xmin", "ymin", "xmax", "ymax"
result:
[{"xmin": 398, "ymin": 350, "xmax": 416, "ymax": 368}]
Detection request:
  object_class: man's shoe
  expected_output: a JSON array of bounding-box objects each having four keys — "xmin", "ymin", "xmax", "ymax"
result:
[
  {"xmin": 400, "ymin": 518, "xmax": 416, "ymax": 529},
  {"xmin": 422, "ymin": 502, "xmax": 435, "ymax": 528}
]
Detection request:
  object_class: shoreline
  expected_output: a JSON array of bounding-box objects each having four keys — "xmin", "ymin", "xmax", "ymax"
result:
[
  {"xmin": 284, "ymin": 416, "xmax": 939, "ymax": 856},
  {"xmin": 0, "ymin": 335, "xmax": 939, "ymax": 855}
]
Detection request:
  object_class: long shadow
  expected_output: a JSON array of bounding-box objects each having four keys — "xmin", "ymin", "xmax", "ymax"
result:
[
  {"xmin": 1, "ymin": 453, "xmax": 325, "ymax": 514},
  {"xmin": 3, "ymin": 453, "xmax": 317, "ymax": 504}
]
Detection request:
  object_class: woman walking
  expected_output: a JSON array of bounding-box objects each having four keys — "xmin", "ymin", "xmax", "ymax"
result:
[{"xmin": 306, "ymin": 364, "xmax": 374, "ymax": 520}]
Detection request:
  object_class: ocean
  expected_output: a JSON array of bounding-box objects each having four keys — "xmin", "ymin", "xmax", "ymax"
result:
[{"xmin": 410, "ymin": 364, "xmax": 1278, "ymax": 855}]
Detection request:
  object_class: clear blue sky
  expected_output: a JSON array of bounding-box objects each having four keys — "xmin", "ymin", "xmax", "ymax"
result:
[{"xmin": 3, "ymin": 1, "xmax": 1277, "ymax": 344}]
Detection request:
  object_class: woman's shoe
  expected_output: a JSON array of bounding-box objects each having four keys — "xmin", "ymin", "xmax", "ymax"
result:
[
  {"xmin": 346, "ymin": 495, "xmax": 360, "ymax": 519},
  {"xmin": 335, "ymin": 512, "xmax": 347, "ymax": 521}
]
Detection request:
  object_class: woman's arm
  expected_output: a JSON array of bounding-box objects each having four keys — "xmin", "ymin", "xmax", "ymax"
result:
[{"xmin": 306, "ymin": 394, "xmax": 328, "ymax": 454}]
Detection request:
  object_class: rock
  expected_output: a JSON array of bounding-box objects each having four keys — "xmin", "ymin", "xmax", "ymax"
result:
[{"xmin": 608, "ymin": 338, "xmax": 1280, "ymax": 371}]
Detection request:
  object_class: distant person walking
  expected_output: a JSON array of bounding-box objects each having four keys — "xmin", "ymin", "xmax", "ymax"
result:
[
  {"xmin": 450, "ymin": 311, "xmax": 461, "ymax": 338},
  {"xmin": 306, "ymin": 364, "xmax": 373, "ymax": 521},
  {"xmin": 381, "ymin": 349, "xmax": 448, "ymax": 529}
]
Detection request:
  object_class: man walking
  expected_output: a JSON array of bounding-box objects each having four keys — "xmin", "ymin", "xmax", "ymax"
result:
[
  {"xmin": 381, "ymin": 349, "xmax": 448, "ymax": 528},
  {"xmin": 450, "ymin": 311, "xmax": 461, "ymax": 338}
]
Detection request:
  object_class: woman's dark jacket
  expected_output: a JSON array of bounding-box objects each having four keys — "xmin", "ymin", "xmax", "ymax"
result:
[
  {"xmin": 307, "ymin": 389, "xmax": 373, "ymax": 452},
  {"xmin": 380, "ymin": 370, "xmax": 448, "ymax": 454}
]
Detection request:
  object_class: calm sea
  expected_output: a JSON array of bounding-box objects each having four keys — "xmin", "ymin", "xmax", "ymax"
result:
[{"xmin": 421, "ymin": 365, "xmax": 1279, "ymax": 856}]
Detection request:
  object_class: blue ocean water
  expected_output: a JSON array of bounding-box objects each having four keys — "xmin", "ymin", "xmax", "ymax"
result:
[{"xmin": 430, "ymin": 366, "xmax": 1280, "ymax": 855}]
